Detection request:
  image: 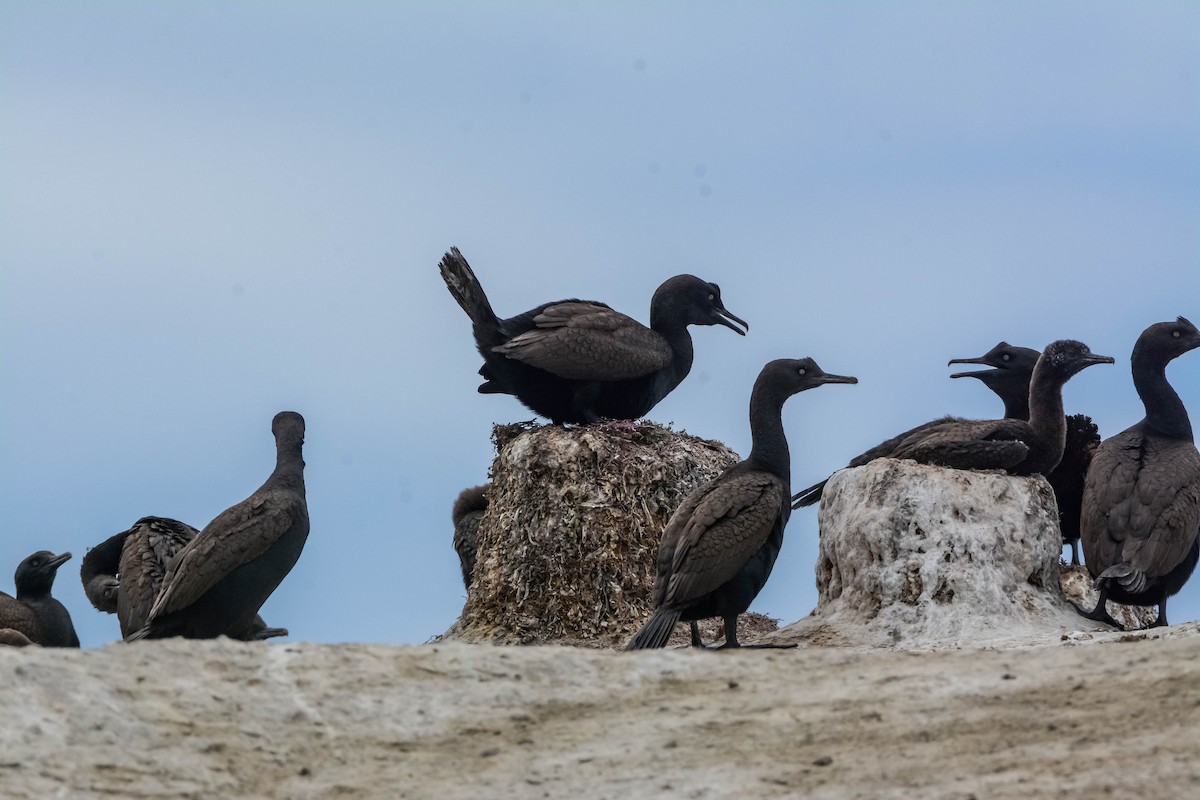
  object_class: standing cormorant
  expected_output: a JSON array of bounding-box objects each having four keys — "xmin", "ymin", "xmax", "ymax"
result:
[
  {"xmin": 1076, "ymin": 317, "xmax": 1200, "ymax": 628},
  {"xmin": 439, "ymin": 247, "xmax": 748, "ymax": 424},
  {"xmin": 791, "ymin": 340, "xmax": 1112, "ymax": 508},
  {"xmin": 125, "ymin": 412, "xmax": 309, "ymax": 641},
  {"xmin": 0, "ymin": 551, "xmax": 79, "ymax": 647},
  {"xmin": 451, "ymin": 484, "xmax": 489, "ymax": 589},
  {"xmin": 948, "ymin": 341, "xmax": 1101, "ymax": 565},
  {"xmin": 625, "ymin": 358, "xmax": 857, "ymax": 650},
  {"xmin": 82, "ymin": 516, "xmax": 288, "ymax": 640}
]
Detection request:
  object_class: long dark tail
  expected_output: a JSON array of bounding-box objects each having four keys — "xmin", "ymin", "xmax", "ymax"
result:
[
  {"xmin": 439, "ymin": 248, "xmax": 500, "ymax": 333},
  {"xmin": 791, "ymin": 479, "xmax": 827, "ymax": 509},
  {"xmin": 624, "ymin": 609, "xmax": 681, "ymax": 650}
]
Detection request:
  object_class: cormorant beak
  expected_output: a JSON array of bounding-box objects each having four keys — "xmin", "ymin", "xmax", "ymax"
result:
[
  {"xmin": 818, "ymin": 373, "xmax": 858, "ymax": 385},
  {"xmin": 713, "ymin": 307, "xmax": 748, "ymax": 336},
  {"xmin": 947, "ymin": 356, "xmax": 996, "ymax": 380},
  {"xmin": 1082, "ymin": 354, "xmax": 1116, "ymax": 367},
  {"xmin": 46, "ymin": 552, "xmax": 72, "ymax": 570}
]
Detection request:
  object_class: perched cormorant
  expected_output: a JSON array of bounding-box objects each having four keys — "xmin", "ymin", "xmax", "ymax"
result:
[
  {"xmin": 1076, "ymin": 317, "xmax": 1200, "ymax": 629},
  {"xmin": 949, "ymin": 341, "xmax": 1101, "ymax": 565},
  {"xmin": 82, "ymin": 516, "xmax": 288, "ymax": 640},
  {"xmin": 625, "ymin": 358, "xmax": 857, "ymax": 650},
  {"xmin": 439, "ymin": 247, "xmax": 748, "ymax": 424},
  {"xmin": 791, "ymin": 340, "xmax": 1112, "ymax": 508},
  {"xmin": 452, "ymin": 484, "xmax": 489, "ymax": 589},
  {"xmin": 0, "ymin": 551, "xmax": 79, "ymax": 647},
  {"xmin": 125, "ymin": 411, "xmax": 309, "ymax": 641}
]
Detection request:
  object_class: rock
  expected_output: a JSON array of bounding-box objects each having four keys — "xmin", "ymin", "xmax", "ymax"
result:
[
  {"xmin": 773, "ymin": 459, "xmax": 1117, "ymax": 648},
  {"xmin": 443, "ymin": 421, "xmax": 745, "ymax": 647},
  {"xmin": 1, "ymin": 630, "xmax": 1199, "ymax": 799}
]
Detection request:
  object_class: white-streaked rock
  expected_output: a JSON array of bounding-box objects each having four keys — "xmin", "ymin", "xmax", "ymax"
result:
[{"xmin": 773, "ymin": 459, "xmax": 1118, "ymax": 648}]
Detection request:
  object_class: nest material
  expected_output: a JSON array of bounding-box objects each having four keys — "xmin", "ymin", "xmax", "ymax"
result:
[{"xmin": 449, "ymin": 420, "xmax": 751, "ymax": 648}]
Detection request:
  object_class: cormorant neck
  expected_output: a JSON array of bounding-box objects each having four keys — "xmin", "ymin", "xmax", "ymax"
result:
[
  {"xmin": 651, "ymin": 316, "xmax": 695, "ymax": 382},
  {"xmin": 746, "ymin": 381, "xmax": 791, "ymax": 482},
  {"xmin": 1133, "ymin": 353, "xmax": 1193, "ymax": 440},
  {"xmin": 268, "ymin": 439, "xmax": 307, "ymax": 492},
  {"xmin": 16, "ymin": 582, "xmax": 51, "ymax": 601},
  {"xmin": 1026, "ymin": 362, "xmax": 1066, "ymax": 451}
]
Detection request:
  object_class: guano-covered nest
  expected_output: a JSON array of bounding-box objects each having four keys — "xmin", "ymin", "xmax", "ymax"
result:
[{"xmin": 447, "ymin": 420, "xmax": 774, "ymax": 648}]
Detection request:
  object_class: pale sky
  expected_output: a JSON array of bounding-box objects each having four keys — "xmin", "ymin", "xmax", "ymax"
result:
[{"xmin": 2, "ymin": 2, "xmax": 1198, "ymax": 647}]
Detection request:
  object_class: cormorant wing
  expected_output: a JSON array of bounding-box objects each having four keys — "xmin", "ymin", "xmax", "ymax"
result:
[
  {"xmin": 492, "ymin": 301, "xmax": 673, "ymax": 381},
  {"xmin": 1087, "ymin": 427, "xmax": 1200, "ymax": 578},
  {"xmin": 118, "ymin": 518, "xmax": 197, "ymax": 636},
  {"xmin": 0, "ymin": 591, "xmax": 40, "ymax": 640},
  {"xmin": 659, "ymin": 472, "xmax": 787, "ymax": 611},
  {"xmin": 890, "ymin": 417, "xmax": 1031, "ymax": 471},
  {"xmin": 146, "ymin": 491, "xmax": 299, "ymax": 621}
]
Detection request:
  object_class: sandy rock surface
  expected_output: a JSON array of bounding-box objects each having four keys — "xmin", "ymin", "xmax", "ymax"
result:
[{"xmin": 2, "ymin": 629, "xmax": 1198, "ymax": 800}]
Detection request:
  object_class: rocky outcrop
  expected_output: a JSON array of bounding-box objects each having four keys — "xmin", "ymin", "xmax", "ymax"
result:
[
  {"xmin": 443, "ymin": 421, "xmax": 744, "ymax": 647},
  {"xmin": 773, "ymin": 459, "xmax": 1120, "ymax": 648},
  {"xmin": 1, "ymin": 630, "xmax": 1198, "ymax": 799}
]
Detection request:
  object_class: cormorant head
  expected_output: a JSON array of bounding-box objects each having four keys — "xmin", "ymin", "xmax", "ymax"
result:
[
  {"xmin": 14, "ymin": 551, "xmax": 71, "ymax": 597},
  {"xmin": 272, "ymin": 411, "xmax": 306, "ymax": 449},
  {"xmin": 948, "ymin": 341, "xmax": 1040, "ymax": 380},
  {"xmin": 1133, "ymin": 316, "xmax": 1200, "ymax": 365},
  {"xmin": 1038, "ymin": 340, "xmax": 1115, "ymax": 380},
  {"xmin": 762, "ymin": 358, "xmax": 858, "ymax": 397},
  {"xmin": 651, "ymin": 275, "xmax": 748, "ymax": 335}
]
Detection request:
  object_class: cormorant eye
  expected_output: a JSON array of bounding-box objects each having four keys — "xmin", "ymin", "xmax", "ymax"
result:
[
  {"xmin": 30, "ymin": 559, "xmax": 41, "ymax": 567},
  {"xmin": 1173, "ymin": 330, "xmax": 1181, "ymax": 338},
  {"xmin": 797, "ymin": 367, "xmax": 807, "ymax": 375},
  {"xmin": 707, "ymin": 293, "xmax": 715, "ymax": 302},
  {"xmin": 1001, "ymin": 353, "xmax": 1010, "ymax": 361}
]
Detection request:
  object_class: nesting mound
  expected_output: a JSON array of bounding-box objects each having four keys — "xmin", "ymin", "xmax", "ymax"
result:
[
  {"xmin": 771, "ymin": 459, "xmax": 1120, "ymax": 649},
  {"xmin": 445, "ymin": 421, "xmax": 744, "ymax": 647}
]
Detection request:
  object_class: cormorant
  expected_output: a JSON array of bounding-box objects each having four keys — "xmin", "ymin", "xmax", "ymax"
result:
[
  {"xmin": 625, "ymin": 358, "xmax": 857, "ymax": 650},
  {"xmin": 452, "ymin": 484, "xmax": 489, "ymax": 589},
  {"xmin": 82, "ymin": 516, "xmax": 288, "ymax": 640},
  {"xmin": 439, "ymin": 247, "xmax": 748, "ymax": 424},
  {"xmin": 791, "ymin": 340, "xmax": 1112, "ymax": 508},
  {"xmin": 1077, "ymin": 317, "xmax": 1200, "ymax": 628},
  {"xmin": 948, "ymin": 341, "xmax": 1101, "ymax": 565},
  {"xmin": 0, "ymin": 551, "xmax": 79, "ymax": 647},
  {"xmin": 125, "ymin": 411, "xmax": 309, "ymax": 641}
]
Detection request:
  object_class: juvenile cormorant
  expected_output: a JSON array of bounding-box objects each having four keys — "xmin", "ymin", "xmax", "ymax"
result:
[
  {"xmin": 125, "ymin": 412, "xmax": 309, "ymax": 641},
  {"xmin": 949, "ymin": 341, "xmax": 1101, "ymax": 565},
  {"xmin": 791, "ymin": 340, "xmax": 1111, "ymax": 509},
  {"xmin": 1077, "ymin": 317, "xmax": 1200, "ymax": 628},
  {"xmin": 0, "ymin": 551, "xmax": 79, "ymax": 647},
  {"xmin": 452, "ymin": 484, "xmax": 489, "ymax": 589},
  {"xmin": 625, "ymin": 358, "xmax": 857, "ymax": 650},
  {"xmin": 82, "ymin": 516, "xmax": 288, "ymax": 640},
  {"xmin": 439, "ymin": 247, "xmax": 748, "ymax": 424}
]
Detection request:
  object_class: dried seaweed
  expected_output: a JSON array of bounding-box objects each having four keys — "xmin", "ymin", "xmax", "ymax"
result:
[{"xmin": 449, "ymin": 420, "xmax": 755, "ymax": 648}]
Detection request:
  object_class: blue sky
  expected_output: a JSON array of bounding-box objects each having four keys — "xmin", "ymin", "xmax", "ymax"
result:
[{"xmin": 2, "ymin": 2, "xmax": 1197, "ymax": 647}]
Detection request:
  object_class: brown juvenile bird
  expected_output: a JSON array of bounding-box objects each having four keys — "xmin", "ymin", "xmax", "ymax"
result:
[
  {"xmin": 82, "ymin": 516, "xmax": 287, "ymax": 640},
  {"xmin": 1077, "ymin": 317, "xmax": 1200, "ymax": 628},
  {"xmin": 439, "ymin": 247, "xmax": 748, "ymax": 424},
  {"xmin": 0, "ymin": 551, "xmax": 79, "ymax": 647},
  {"xmin": 451, "ymin": 484, "xmax": 489, "ymax": 589},
  {"xmin": 791, "ymin": 340, "xmax": 1112, "ymax": 508},
  {"xmin": 125, "ymin": 412, "xmax": 309, "ymax": 641},
  {"xmin": 625, "ymin": 358, "xmax": 857, "ymax": 650}
]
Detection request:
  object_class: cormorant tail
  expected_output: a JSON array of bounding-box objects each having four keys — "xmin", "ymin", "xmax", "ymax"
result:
[
  {"xmin": 791, "ymin": 479, "xmax": 826, "ymax": 509},
  {"xmin": 624, "ymin": 609, "xmax": 682, "ymax": 650},
  {"xmin": 439, "ymin": 248, "xmax": 499, "ymax": 332},
  {"xmin": 1096, "ymin": 562, "xmax": 1149, "ymax": 595}
]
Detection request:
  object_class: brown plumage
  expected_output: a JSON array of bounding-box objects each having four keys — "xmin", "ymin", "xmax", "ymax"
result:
[
  {"xmin": 439, "ymin": 247, "xmax": 748, "ymax": 424},
  {"xmin": 82, "ymin": 517, "xmax": 287, "ymax": 640},
  {"xmin": 1077, "ymin": 317, "xmax": 1200, "ymax": 629},
  {"xmin": 0, "ymin": 628, "xmax": 34, "ymax": 647},
  {"xmin": 625, "ymin": 358, "xmax": 857, "ymax": 650},
  {"xmin": 0, "ymin": 551, "xmax": 79, "ymax": 647},
  {"xmin": 125, "ymin": 411, "xmax": 309, "ymax": 641},
  {"xmin": 791, "ymin": 340, "xmax": 1112, "ymax": 508},
  {"xmin": 451, "ymin": 484, "xmax": 489, "ymax": 589}
]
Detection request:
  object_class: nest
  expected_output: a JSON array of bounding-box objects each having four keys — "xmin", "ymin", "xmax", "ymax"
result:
[{"xmin": 448, "ymin": 420, "xmax": 758, "ymax": 648}]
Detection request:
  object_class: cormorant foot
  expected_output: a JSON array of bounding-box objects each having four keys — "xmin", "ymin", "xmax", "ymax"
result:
[{"xmin": 1072, "ymin": 601, "xmax": 1123, "ymax": 630}]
